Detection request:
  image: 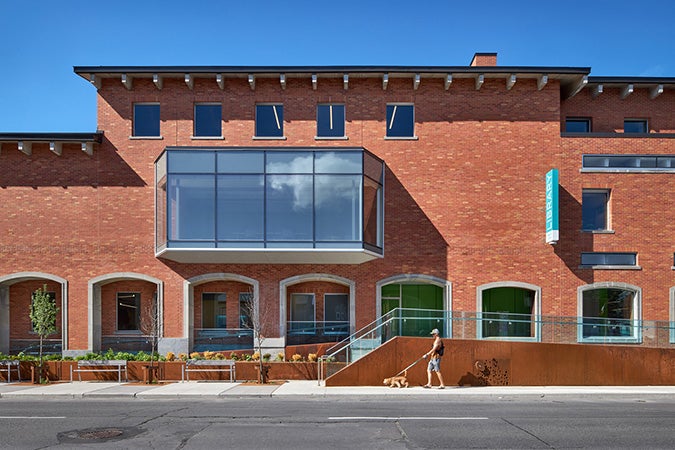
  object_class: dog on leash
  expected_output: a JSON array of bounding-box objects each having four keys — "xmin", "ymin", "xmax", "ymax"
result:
[{"xmin": 383, "ymin": 370, "xmax": 409, "ymax": 388}]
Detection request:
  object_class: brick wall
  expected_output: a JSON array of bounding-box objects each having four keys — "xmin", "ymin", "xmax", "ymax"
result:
[{"xmin": 1, "ymin": 70, "xmax": 673, "ymax": 351}]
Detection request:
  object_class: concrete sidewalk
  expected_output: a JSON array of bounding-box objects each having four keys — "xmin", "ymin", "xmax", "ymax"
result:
[{"xmin": 2, "ymin": 380, "xmax": 675, "ymax": 399}]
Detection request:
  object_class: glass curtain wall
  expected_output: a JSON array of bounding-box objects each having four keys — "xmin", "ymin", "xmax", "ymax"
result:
[{"xmin": 155, "ymin": 148, "xmax": 383, "ymax": 252}]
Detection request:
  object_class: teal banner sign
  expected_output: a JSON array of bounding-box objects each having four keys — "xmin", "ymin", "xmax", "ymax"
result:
[{"xmin": 545, "ymin": 169, "xmax": 559, "ymax": 244}]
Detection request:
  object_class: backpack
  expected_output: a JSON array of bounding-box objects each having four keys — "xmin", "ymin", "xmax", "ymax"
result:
[{"xmin": 437, "ymin": 340, "xmax": 445, "ymax": 356}]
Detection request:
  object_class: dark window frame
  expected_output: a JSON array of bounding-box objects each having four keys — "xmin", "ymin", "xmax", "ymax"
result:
[
  {"xmin": 133, "ymin": 103, "xmax": 161, "ymax": 137},
  {"xmin": 116, "ymin": 292, "xmax": 141, "ymax": 332},
  {"xmin": 201, "ymin": 292, "xmax": 227, "ymax": 329},
  {"xmin": 194, "ymin": 103, "xmax": 222, "ymax": 138},
  {"xmin": 565, "ymin": 117, "xmax": 591, "ymax": 133},
  {"xmin": 255, "ymin": 104, "xmax": 284, "ymax": 138},
  {"xmin": 316, "ymin": 103, "xmax": 346, "ymax": 138},
  {"xmin": 581, "ymin": 189, "xmax": 610, "ymax": 231},
  {"xmin": 385, "ymin": 103, "xmax": 416, "ymax": 138},
  {"xmin": 624, "ymin": 118, "xmax": 648, "ymax": 134},
  {"xmin": 580, "ymin": 252, "xmax": 638, "ymax": 267},
  {"xmin": 582, "ymin": 154, "xmax": 675, "ymax": 172}
]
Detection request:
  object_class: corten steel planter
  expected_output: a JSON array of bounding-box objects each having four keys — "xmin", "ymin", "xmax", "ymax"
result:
[{"xmin": 325, "ymin": 337, "xmax": 675, "ymax": 387}]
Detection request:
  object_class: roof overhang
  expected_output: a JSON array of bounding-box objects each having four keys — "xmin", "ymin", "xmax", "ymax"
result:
[
  {"xmin": 74, "ymin": 65, "xmax": 590, "ymax": 94},
  {"xmin": 156, "ymin": 248, "xmax": 383, "ymax": 265},
  {"xmin": 580, "ymin": 76, "xmax": 675, "ymax": 100},
  {"xmin": 0, "ymin": 132, "xmax": 103, "ymax": 156}
]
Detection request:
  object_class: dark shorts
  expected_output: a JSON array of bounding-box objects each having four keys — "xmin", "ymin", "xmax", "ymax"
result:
[{"xmin": 427, "ymin": 357, "xmax": 441, "ymax": 372}]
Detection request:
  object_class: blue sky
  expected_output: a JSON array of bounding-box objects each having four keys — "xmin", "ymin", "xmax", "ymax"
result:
[{"xmin": 1, "ymin": 0, "xmax": 673, "ymax": 132}]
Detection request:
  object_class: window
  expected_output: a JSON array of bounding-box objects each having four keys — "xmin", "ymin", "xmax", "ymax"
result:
[
  {"xmin": 255, "ymin": 104, "xmax": 283, "ymax": 138},
  {"xmin": 381, "ymin": 283, "xmax": 444, "ymax": 336},
  {"xmin": 564, "ymin": 117, "xmax": 591, "ymax": 133},
  {"xmin": 582, "ymin": 189, "xmax": 610, "ymax": 231},
  {"xmin": 239, "ymin": 292, "xmax": 253, "ymax": 329},
  {"xmin": 202, "ymin": 293, "xmax": 227, "ymax": 328},
  {"xmin": 624, "ymin": 119, "xmax": 648, "ymax": 134},
  {"xmin": 194, "ymin": 104, "xmax": 222, "ymax": 137},
  {"xmin": 133, "ymin": 103, "xmax": 160, "ymax": 137},
  {"xmin": 386, "ymin": 104, "xmax": 415, "ymax": 138},
  {"xmin": 317, "ymin": 104, "xmax": 345, "ymax": 138},
  {"xmin": 156, "ymin": 148, "xmax": 385, "ymax": 261},
  {"xmin": 583, "ymin": 154, "xmax": 675, "ymax": 171},
  {"xmin": 479, "ymin": 284, "xmax": 540, "ymax": 341},
  {"xmin": 579, "ymin": 285, "xmax": 640, "ymax": 342},
  {"xmin": 289, "ymin": 293, "xmax": 315, "ymax": 334},
  {"xmin": 324, "ymin": 293, "xmax": 349, "ymax": 335},
  {"xmin": 117, "ymin": 292, "xmax": 141, "ymax": 331},
  {"xmin": 581, "ymin": 252, "xmax": 637, "ymax": 267}
]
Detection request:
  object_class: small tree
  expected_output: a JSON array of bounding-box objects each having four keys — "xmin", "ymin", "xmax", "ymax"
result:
[
  {"xmin": 240, "ymin": 288, "xmax": 272, "ymax": 383},
  {"xmin": 140, "ymin": 295, "xmax": 161, "ymax": 381},
  {"xmin": 29, "ymin": 285, "xmax": 59, "ymax": 383}
]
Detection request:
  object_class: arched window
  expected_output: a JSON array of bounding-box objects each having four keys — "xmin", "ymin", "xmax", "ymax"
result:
[
  {"xmin": 477, "ymin": 282, "xmax": 541, "ymax": 342},
  {"xmin": 578, "ymin": 283, "xmax": 641, "ymax": 343}
]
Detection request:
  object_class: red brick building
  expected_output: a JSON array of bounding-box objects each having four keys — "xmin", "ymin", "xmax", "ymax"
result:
[{"xmin": 1, "ymin": 53, "xmax": 673, "ymax": 357}]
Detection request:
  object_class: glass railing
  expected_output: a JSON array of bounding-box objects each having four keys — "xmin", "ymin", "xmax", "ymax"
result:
[
  {"xmin": 318, "ymin": 309, "xmax": 675, "ymax": 383},
  {"xmin": 286, "ymin": 321, "xmax": 350, "ymax": 345},
  {"xmin": 193, "ymin": 328, "xmax": 254, "ymax": 352}
]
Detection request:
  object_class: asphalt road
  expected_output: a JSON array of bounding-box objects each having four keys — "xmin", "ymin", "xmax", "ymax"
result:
[{"xmin": 0, "ymin": 396, "xmax": 674, "ymax": 449}]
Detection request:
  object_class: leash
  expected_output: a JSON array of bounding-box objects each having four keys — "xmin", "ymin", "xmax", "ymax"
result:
[{"xmin": 395, "ymin": 355, "xmax": 426, "ymax": 377}]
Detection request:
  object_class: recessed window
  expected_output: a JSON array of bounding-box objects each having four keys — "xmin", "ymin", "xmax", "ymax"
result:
[
  {"xmin": 579, "ymin": 285, "xmax": 640, "ymax": 342},
  {"xmin": 117, "ymin": 292, "xmax": 141, "ymax": 331},
  {"xmin": 582, "ymin": 189, "xmax": 610, "ymax": 231},
  {"xmin": 386, "ymin": 104, "xmax": 415, "ymax": 138},
  {"xmin": 324, "ymin": 293, "xmax": 349, "ymax": 335},
  {"xmin": 194, "ymin": 104, "xmax": 222, "ymax": 137},
  {"xmin": 289, "ymin": 293, "xmax": 315, "ymax": 334},
  {"xmin": 582, "ymin": 154, "xmax": 675, "ymax": 172},
  {"xmin": 133, "ymin": 104, "xmax": 160, "ymax": 137},
  {"xmin": 565, "ymin": 117, "xmax": 591, "ymax": 133},
  {"xmin": 581, "ymin": 252, "xmax": 637, "ymax": 267},
  {"xmin": 202, "ymin": 293, "xmax": 226, "ymax": 328},
  {"xmin": 480, "ymin": 286, "xmax": 538, "ymax": 340},
  {"xmin": 624, "ymin": 119, "xmax": 648, "ymax": 133},
  {"xmin": 255, "ymin": 104, "xmax": 284, "ymax": 138},
  {"xmin": 317, "ymin": 104, "xmax": 345, "ymax": 138}
]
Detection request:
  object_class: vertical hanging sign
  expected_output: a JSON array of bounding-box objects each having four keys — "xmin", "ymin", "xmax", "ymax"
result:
[{"xmin": 545, "ymin": 169, "xmax": 559, "ymax": 244}]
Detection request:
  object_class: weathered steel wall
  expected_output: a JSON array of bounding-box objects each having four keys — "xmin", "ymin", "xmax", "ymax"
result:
[{"xmin": 325, "ymin": 337, "xmax": 675, "ymax": 386}]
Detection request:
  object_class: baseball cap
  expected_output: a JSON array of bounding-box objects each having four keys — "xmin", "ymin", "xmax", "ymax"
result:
[{"xmin": 430, "ymin": 328, "xmax": 439, "ymax": 335}]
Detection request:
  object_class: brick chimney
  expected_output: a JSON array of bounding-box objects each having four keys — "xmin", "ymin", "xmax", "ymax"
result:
[{"xmin": 470, "ymin": 52, "xmax": 497, "ymax": 66}]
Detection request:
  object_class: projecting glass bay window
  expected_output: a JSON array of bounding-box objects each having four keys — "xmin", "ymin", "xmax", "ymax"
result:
[{"xmin": 155, "ymin": 148, "xmax": 384, "ymax": 263}]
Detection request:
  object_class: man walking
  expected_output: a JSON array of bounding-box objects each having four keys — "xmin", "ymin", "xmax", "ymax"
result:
[{"xmin": 423, "ymin": 328, "xmax": 445, "ymax": 389}]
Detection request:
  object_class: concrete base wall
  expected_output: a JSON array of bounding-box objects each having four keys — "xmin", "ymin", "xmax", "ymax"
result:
[{"xmin": 325, "ymin": 337, "xmax": 675, "ymax": 387}]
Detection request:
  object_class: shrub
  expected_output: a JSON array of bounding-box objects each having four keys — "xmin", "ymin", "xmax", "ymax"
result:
[
  {"xmin": 203, "ymin": 351, "xmax": 216, "ymax": 360},
  {"xmin": 276, "ymin": 352, "xmax": 285, "ymax": 361},
  {"xmin": 251, "ymin": 351, "xmax": 260, "ymax": 361},
  {"xmin": 291, "ymin": 353, "xmax": 303, "ymax": 362},
  {"xmin": 262, "ymin": 353, "xmax": 271, "ymax": 361},
  {"xmin": 189, "ymin": 352, "xmax": 201, "ymax": 360},
  {"xmin": 166, "ymin": 352, "xmax": 176, "ymax": 362},
  {"xmin": 307, "ymin": 353, "xmax": 318, "ymax": 362},
  {"xmin": 229, "ymin": 352, "xmax": 239, "ymax": 361},
  {"xmin": 178, "ymin": 353, "xmax": 188, "ymax": 361}
]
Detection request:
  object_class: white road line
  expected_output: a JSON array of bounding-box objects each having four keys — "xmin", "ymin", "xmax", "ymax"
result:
[
  {"xmin": 328, "ymin": 416, "xmax": 489, "ymax": 421},
  {"xmin": 0, "ymin": 416, "xmax": 66, "ymax": 419}
]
